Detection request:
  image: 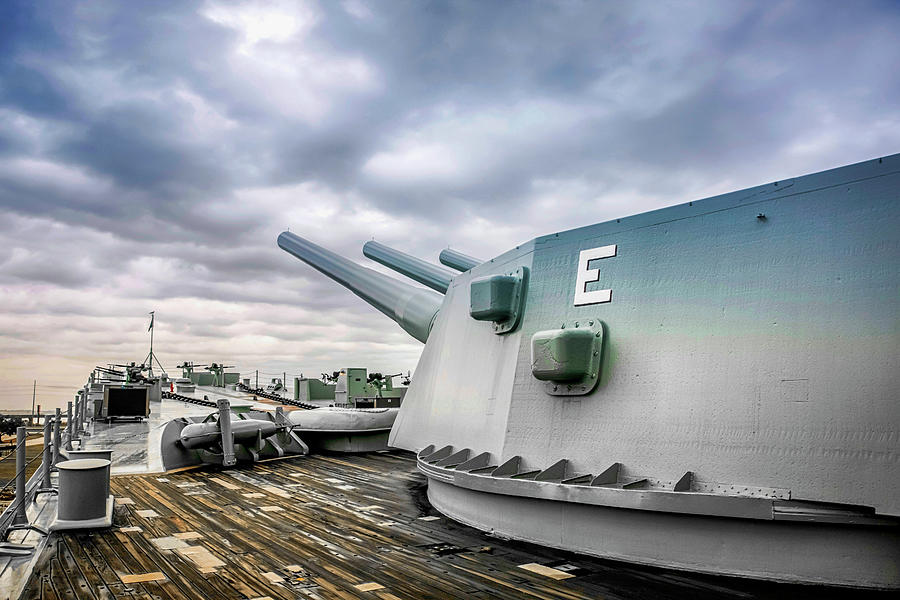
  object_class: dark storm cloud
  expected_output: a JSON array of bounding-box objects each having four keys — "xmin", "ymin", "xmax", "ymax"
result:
[
  {"xmin": 58, "ymin": 107, "xmax": 226, "ymax": 191},
  {"xmin": 0, "ymin": 0, "xmax": 898, "ymax": 408}
]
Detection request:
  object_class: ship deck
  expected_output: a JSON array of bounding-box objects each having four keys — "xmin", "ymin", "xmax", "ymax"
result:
[
  {"xmin": 15, "ymin": 451, "xmax": 886, "ymax": 600},
  {"xmin": 5, "ymin": 393, "xmax": 892, "ymax": 599}
]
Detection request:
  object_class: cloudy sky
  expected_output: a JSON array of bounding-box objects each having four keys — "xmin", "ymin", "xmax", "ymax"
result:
[{"xmin": 1, "ymin": 0, "xmax": 898, "ymax": 410}]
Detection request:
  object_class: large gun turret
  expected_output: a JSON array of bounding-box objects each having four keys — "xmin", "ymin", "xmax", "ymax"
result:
[
  {"xmin": 363, "ymin": 240, "xmax": 455, "ymax": 293},
  {"xmin": 277, "ymin": 231, "xmax": 442, "ymax": 343},
  {"xmin": 275, "ymin": 155, "xmax": 900, "ymax": 589}
]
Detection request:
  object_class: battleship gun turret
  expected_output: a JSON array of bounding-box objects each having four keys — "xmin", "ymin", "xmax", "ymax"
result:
[{"xmin": 278, "ymin": 154, "xmax": 900, "ymax": 589}]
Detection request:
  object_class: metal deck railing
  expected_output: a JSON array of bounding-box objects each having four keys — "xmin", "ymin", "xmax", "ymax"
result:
[{"xmin": 0, "ymin": 403, "xmax": 75, "ymax": 555}]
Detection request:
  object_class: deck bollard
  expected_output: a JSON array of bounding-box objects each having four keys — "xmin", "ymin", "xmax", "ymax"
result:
[
  {"xmin": 52, "ymin": 408, "xmax": 62, "ymax": 467},
  {"xmin": 50, "ymin": 458, "xmax": 114, "ymax": 531}
]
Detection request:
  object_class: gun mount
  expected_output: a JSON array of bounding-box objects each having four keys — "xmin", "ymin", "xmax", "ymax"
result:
[
  {"xmin": 278, "ymin": 231, "xmax": 442, "ymax": 343},
  {"xmin": 204, "ymin": 363, "xmax": 234, "ymax": 387},
  {"xmin": 277, "ymin": 154, "xmax": 900, "ymax": 589}
]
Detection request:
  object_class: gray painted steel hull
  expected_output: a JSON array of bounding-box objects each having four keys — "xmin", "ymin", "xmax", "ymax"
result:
[{"xmin": 426, "ymin": 478, "xmax": 900, "ymax": 589}]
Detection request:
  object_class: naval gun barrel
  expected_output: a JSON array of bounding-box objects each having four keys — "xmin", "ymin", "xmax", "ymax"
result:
[
  {"xmin": 363, "ymin": 240, "xmax": 455, "ymax": 294},
  {"xmin": 439, "ymin": 248, "xmax": 482, "ymax": 272},
  {"xmin": 278, "ymin": 231, "xmax": 442, "ymax": 343}
]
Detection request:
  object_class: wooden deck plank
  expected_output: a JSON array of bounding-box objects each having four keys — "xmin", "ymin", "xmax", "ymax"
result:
[
  {"xmin": 56, "ymin": 539, "xmax": 100, "ymax": 600},
  {"xmin": 47, "ymin": 555, "xmax": 77, "ymax": 600},
  {"xmin": 65, "ymin": 535, "xmax": 114, "ymax": 600},
  {"xmin": 80, "ymin": 534, "xmax": 141, "ymax": 599}
]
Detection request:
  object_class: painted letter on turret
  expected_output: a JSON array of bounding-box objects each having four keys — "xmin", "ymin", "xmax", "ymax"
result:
[{"xmin": 574, "ymin": 245, "xmax": 616, "ymax": 306}]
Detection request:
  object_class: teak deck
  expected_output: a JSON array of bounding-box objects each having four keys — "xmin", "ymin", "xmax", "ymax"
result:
[{"xmin": 18, "ymin": 452, "xmax": 871, "ymax": 600}]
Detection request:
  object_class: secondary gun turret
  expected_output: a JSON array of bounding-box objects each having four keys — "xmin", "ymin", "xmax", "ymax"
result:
[{"xmin": 277, "ymin": 231, "xmax": 442, "ymax": 343}]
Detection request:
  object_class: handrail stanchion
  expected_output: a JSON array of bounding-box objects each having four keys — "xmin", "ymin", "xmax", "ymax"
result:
[
  {"xmin": 65, "ymin": 401, "xmax": 73, "ymax": 450},
  {"xmin": 36, "ymin": 418, "xmax": 56, "ymax": 496},
  {"xmin": 0, "ymin": 426, "xmax": 49, "ymax": 551},
  {"xmin": 52, "ymin": 408, "xmax": 62, "ymax": 467},
  {"xmin": 77, "ymin": 388, "xmax": 86, "ymax": 436},
  {"xmin": 11, "ymin": 427, "xmax": 28, "ymax": 527}
]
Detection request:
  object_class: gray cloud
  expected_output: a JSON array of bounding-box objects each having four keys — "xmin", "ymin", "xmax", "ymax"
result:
[{"xmin": 0, "ymin": 0, "xmax": 898, "ymax": 408}]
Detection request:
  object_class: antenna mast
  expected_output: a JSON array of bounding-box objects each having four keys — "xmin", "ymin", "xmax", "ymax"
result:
[{"xmin": 143, "ymin": 311, "xmax": 165, "ymax": 376}]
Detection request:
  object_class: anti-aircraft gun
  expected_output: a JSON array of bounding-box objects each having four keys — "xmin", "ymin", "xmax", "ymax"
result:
[
  {"xmin": 367, "ymin": 372, "xmax": 410, "ymax": 397},
  {"xmin": 177, "ymin": 361, "xmax": 204, "ymax": 380},
  {"xmin": 204, "ymin": 363, "xmax": 234, "ymax": 388},
  {"xmin": 111, "ymin": 362, "xmax": 149, "ymax": 384},
  {"xmin": 278, "ymin": 154, "xmax": 900, "ymax": 589}
]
